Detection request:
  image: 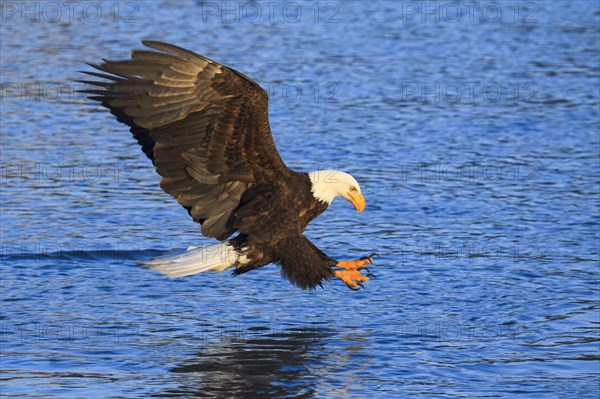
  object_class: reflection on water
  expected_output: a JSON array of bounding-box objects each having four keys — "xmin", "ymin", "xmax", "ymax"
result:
[{"xmin": 166, "ymin": 327, "xmax": 346, "ymax": 398}]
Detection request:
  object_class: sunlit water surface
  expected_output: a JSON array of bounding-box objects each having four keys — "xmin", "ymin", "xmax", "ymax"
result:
[{"xmin": 1, "ymin": 1, "xmax": 599, "ymax": 398}]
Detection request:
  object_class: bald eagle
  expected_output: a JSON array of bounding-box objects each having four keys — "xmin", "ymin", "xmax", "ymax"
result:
[{"xmin": 80, "ymin": 41, "xmax": 376, "ymax": 290}]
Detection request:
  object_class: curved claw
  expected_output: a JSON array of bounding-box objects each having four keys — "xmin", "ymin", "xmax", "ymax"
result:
[
  {"xmin": 335, "ymin": 254, "xmax": 378, "ymax": 290},
  {"xmin": 359, "ymin": 253, "xmax": 380, "ymax": 263}
]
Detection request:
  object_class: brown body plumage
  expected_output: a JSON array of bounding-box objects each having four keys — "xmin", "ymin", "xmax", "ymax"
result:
[{"xmin": 80, "ymin": 41, "xmax": 373, "ymax": 290}]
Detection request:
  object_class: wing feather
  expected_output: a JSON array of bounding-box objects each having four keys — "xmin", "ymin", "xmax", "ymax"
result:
[{"xmin": 81, "ymin": 41, "xmax": 292, "ymax": 240}]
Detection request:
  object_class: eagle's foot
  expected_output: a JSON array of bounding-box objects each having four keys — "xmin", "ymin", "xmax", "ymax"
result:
[
  {"xmin": 334, "ymin": 269, "xmax": 370, "ymax": 290},
  {"xmin": 336, "ymin": 253, "xmax": 378, "ymax": 272}
]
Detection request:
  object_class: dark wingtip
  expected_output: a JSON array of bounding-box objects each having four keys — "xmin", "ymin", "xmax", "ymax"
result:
[
  {"xmin": 141, "ymin": 40, "xmax": 213, "ymax": 64},
  {"xmin": 141, "ymin": 39, "xmax": 164, "ymax": 47},
  {"xmin": 75, "ymin": 79, "xmax": 109, "ymax": 87},
  {"xmin": 78, "ymin": 89, "xmax": 112, "ymax": 95}
]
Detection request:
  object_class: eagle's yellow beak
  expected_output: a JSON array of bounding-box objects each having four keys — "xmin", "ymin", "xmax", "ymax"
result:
[{"xmin": 346, "ymin": 192, "xmax": 366, "ymax": 213}]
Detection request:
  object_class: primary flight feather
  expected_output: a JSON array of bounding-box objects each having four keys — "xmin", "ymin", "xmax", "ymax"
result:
[{"xmin": 80, "ymin": 41, "xmax": 376, "ymax": 290}]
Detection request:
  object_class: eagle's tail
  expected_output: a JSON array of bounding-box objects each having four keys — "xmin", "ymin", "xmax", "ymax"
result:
[{"xmin": 140, "ymin": 242, "xmax": 238, "ymax": 278}]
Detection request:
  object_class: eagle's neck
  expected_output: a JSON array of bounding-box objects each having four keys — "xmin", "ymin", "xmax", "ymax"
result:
[{"xmin": 307, "ymin": 170, "xmax": 338, "ymax": 205}]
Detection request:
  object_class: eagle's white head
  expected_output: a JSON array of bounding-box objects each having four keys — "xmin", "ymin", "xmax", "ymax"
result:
[{"xmin": 308, "ymin": 170, "xmax": 366, "ymax": 212}]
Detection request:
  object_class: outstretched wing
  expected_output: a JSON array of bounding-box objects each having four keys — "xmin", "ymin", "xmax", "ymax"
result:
[{"xmin": 80, "ymin": 41, "xmax": 292, "ymax": 240}]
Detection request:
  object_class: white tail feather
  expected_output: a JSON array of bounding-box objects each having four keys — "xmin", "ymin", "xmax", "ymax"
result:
[{"xmin": 140, "ymin": 242, "xmax": 239, "ymax": 278}]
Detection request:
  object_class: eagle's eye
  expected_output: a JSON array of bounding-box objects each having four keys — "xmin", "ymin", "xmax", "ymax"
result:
[{"xmin": 350, "ymin": 186, "xmax": 357, "ymax": 192}]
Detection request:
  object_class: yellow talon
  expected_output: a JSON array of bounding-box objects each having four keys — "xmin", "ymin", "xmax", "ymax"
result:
[
  {"xmin": 336, "ymin": 257, "xmax": 373, "ymax": 271},
  {"xmin": 334, "ymin": 269, "xmax": 370, "ymax": 290}
]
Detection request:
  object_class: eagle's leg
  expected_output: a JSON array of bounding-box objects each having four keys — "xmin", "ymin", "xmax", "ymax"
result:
[{"xmin": 334, "ymin": 253, "xmax": 378, "ymax": 290}]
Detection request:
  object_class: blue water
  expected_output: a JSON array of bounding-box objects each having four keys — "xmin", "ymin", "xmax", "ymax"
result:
[{"xmin": 1, "ymin": 1, "xmax": 599, "ymax": 397}]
